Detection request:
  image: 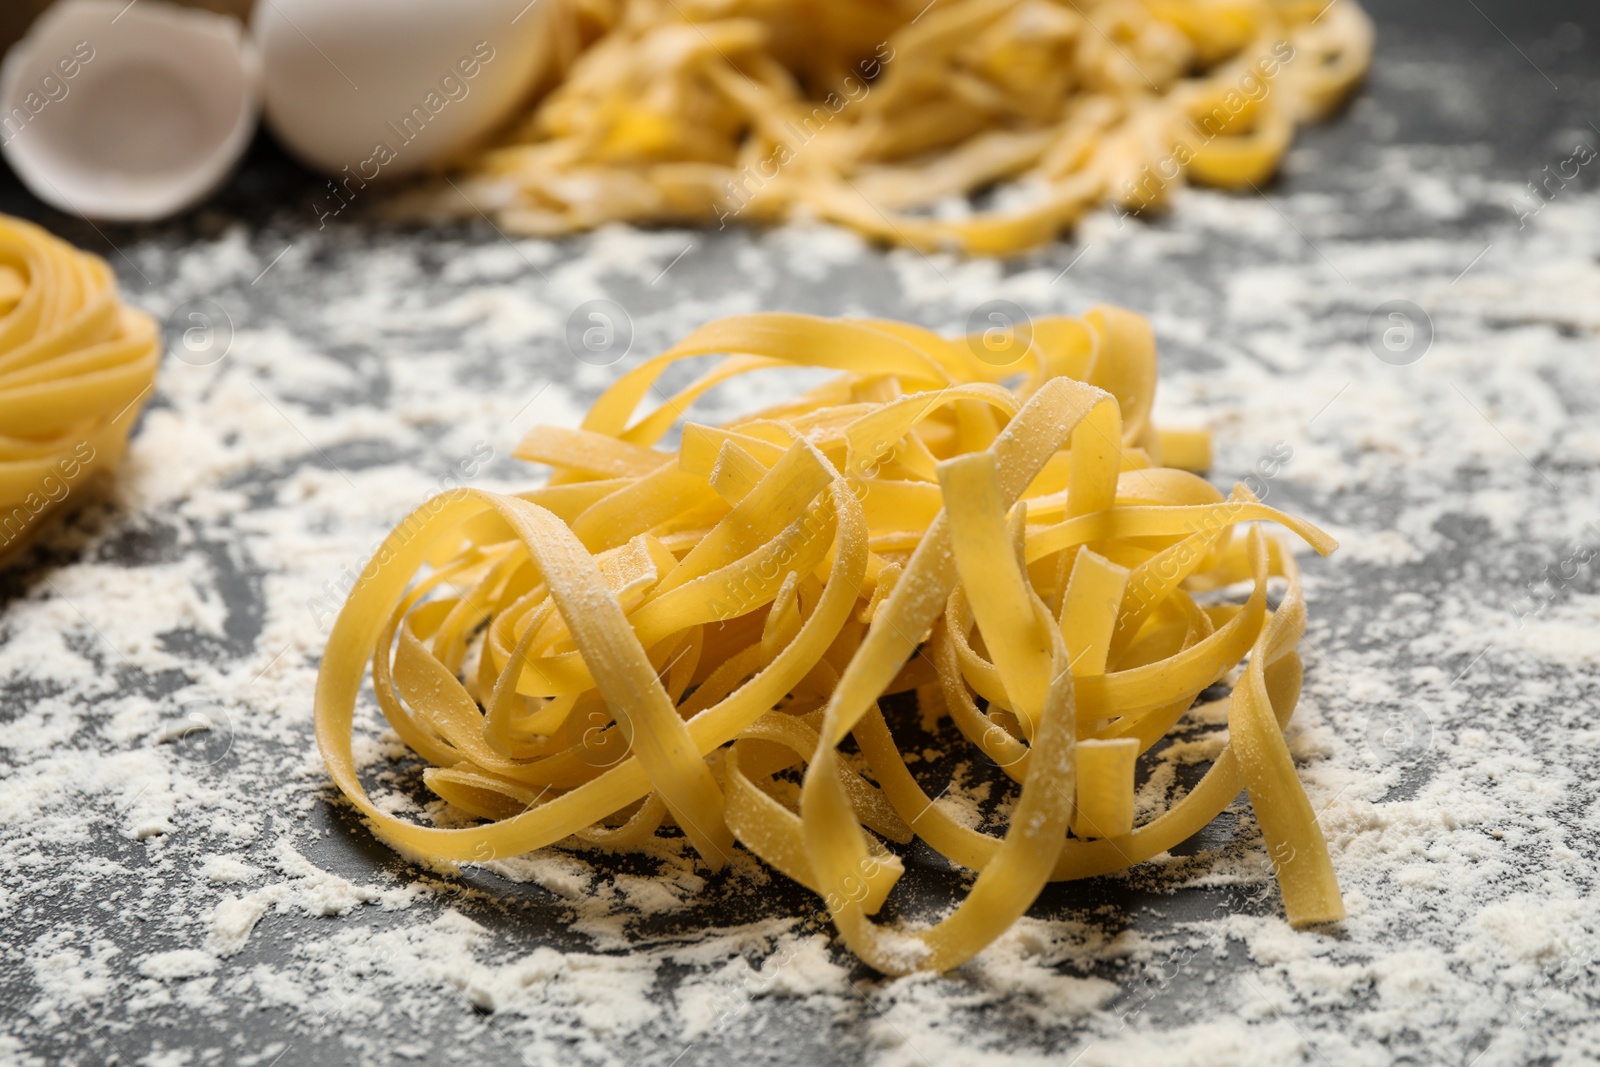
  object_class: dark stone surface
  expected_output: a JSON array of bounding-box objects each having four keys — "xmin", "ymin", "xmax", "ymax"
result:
[{"xmin": 2, "ymin": 3, "xmax": 1598, "ymax": 1066}]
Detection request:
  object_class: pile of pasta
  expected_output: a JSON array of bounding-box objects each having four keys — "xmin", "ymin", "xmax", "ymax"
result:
[
  {"xmin": 0, "ymin": 216, "xmax": 160, "ymax": 564},
  {"xmin": 434, "ymin": 0, "xmax": 1373, "ymax": 254},
  {"xmin": 319, "ymin": 308, "xmax": 1343, "ymax": 972}
]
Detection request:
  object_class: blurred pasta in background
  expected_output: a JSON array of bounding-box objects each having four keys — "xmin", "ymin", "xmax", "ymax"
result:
[
  {"xmin": 0, "ymin": 216, "xmax": 159, "ymax": 564},
  {"xmin": 424, "ymin": 0, "xmax": 1373, "ymax": 253}
]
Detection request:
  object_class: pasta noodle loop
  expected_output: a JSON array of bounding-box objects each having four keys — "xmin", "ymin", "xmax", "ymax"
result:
[{"xmin": 316, "ymin": 305, "xmax": 1343, "ymax": 974}]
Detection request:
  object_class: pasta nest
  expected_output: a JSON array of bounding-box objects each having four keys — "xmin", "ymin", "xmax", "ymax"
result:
[
  {"xmin": 318, "ymin": 308, "xmax": 1343, "ymax": 974},
  {"xmin": 0, "ymin": 216, "xmax": 160, "ymax": 563},
  {"xmin": 431, "ymin": 0, "xmax": 1374, "ymax": 253}
]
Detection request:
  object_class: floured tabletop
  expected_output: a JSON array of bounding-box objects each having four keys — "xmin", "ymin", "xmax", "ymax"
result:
[{"xmin": 3, "ymin": 3, "xmax": 1598, "ymax": 1064}]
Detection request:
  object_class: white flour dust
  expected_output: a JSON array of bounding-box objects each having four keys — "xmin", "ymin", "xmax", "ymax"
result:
[{"xmin": 3, "ymin": 47, "xmax": 1600, "ymax": 1067}]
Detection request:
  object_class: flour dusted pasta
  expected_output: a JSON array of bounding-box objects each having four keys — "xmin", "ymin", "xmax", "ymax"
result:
[{"xmin": 316, "ymin": 307, "xmax": 1343, "ymax": 973}]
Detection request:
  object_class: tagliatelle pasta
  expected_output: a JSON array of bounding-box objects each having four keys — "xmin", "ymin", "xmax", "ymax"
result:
[
  {"xmin": 0, "ymin": 215, "xmax": 160, "ymax": 564},
  {"xmin": 316, "ymin": 306, "xmax": 1343, "ymax": 974},
  {"xmin": 426, "ymin": 0, "xmax": 1373, "ymax": 254}
]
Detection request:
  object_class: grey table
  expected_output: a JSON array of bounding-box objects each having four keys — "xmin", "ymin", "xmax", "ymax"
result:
[{"xmin": 3, "ymin": 3, "xmax": 1599, "ymax": 1065}]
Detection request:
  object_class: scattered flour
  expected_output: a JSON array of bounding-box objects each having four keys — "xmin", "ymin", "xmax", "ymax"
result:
[{"xmin": 3, "ymin": 39, "xmax": 1600, "ymax": 1067}]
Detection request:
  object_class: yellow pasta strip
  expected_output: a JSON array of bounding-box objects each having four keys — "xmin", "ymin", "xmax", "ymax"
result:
[
  {"xmin": 1071, "ymin": 737, "xmax": 1140, "ymax": 840},
  {"xmin": 514, "ymin": 424, "xmax": 673, "ymax": 479},
  {"xmin": 1224, "ymin": 542, "xmax": 1344, "ymax": 925},
  {"xmin": 940, "ymin": 453, "xmax": 1052, "ymax": 722},
  {"xmin": 1159, "ymin": 427, "xmax": 1214, "ymax": 472},
  {"xmin": 1060, "ymin": 548, "xmax": 1130, "ymax": 679},
  {"xmin": 679, "ymin": 423, "xmax": 788, "ymax": 479}
]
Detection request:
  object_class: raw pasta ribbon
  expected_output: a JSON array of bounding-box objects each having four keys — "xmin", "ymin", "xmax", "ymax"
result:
[
  {"xmin": 427, "ymin": 0, "xmax": 1374, "ymax": 254},
  {"xmin": 0, "ymin": 215, "xmax": 160, "ymax": 563},
  {"xmin": 316, "ymin": 306, "xmax": 1343, "ymax": 973}
]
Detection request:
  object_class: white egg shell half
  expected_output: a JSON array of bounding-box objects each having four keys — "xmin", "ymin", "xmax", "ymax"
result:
[
  {"xmin": 252, "ymin": 0, "xmax": 550, "ymax": 180},
  {"xmin": 0, "ymin": 0, "xmax": 260, "ymax": 221}
]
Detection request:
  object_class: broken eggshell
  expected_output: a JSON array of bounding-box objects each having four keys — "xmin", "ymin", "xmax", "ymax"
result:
[
  {"xmin": 252, "ymin": 0, "xmax": 551, "ymax": 187},
  {"xmin": 0, "ymin": 0, "xmax": 261, "ymax": 222}
]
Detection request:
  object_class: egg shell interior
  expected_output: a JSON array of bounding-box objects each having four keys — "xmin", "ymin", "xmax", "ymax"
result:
[{"xmin": 0, "ymin": 0, "xmax": 259, "ymax": 221}]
